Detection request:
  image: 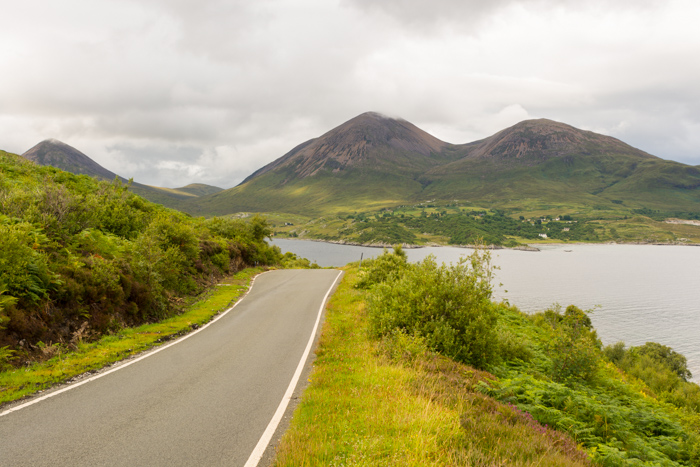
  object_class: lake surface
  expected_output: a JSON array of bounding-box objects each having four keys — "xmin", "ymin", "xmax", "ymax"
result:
[{"xmin": 272, "ymin": 238, "xmax": 700, "ymax": 382}]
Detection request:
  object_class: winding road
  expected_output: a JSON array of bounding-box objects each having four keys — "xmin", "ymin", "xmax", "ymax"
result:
[{"xmin": 0, "ymin": 269, "xmax": 342, "ymax": 467}]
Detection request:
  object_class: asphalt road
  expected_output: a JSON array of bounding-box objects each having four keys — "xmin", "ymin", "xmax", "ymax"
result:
[{"xmin": 0, "ymin": 269, "xmax": 342, "ymax": 467}]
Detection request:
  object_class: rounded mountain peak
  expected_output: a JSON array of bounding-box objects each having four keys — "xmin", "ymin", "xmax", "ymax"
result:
[
  {"xmin": 466, "ymin": 118, "xmax": 655, "ymax": 164},
  {"xmin": 247, "ymin": 112, "xmax": 448, "ymax": 181}
]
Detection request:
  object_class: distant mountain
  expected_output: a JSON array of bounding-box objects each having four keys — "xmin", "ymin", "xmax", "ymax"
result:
[
  {"xmin": 243, "ymin": 111, "xmax": 449, "ymax": 182},
  {"xmin": 23, "ymin": 139, "xmax": 122, "ymax": 181},
  {"xmin": 185, "ymin": 112, "xmax": 460, "ymax": 215},
  {"xmin": 184, "ymin": 113, "xmax": 700, "ymax": 217},
  {"xmin": 419, "ymin": 119, "xmax": 700, "ymax": 208},
  {"xmin": 20, "ymin": 139, "xmax": 222, "ymax": 210}
]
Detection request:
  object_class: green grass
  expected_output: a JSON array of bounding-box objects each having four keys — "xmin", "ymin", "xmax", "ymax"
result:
[
  {"xmin": 0, "ymin": 267, "xmax": 263, "ymax": 405},
  {"xmin": 273, "ymin": 266, "xmax": 591, "ymax": 466}
]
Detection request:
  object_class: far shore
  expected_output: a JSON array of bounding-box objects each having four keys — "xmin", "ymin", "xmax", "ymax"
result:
[{"xmin": 272, "ymin": 237, "xmax": 700, "ymax": 251}]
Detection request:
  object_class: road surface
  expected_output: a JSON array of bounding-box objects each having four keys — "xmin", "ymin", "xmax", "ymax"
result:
[{"xmin": 0, "ymin": 269, "xmax": 342, "ymax": 467}]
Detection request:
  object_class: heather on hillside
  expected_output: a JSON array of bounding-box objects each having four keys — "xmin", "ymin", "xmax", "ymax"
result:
[{"xmin": 0, "ymin": 152, "xmax": 281, "ymax": 368}]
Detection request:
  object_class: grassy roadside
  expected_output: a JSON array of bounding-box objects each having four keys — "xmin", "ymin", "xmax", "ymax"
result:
[
  {"xmin": 0, "ymin": 267, "xmax": 264, "ymax": 406},
  {"xmin": 273, "ymin": 266, "xmax": 590, "ymax": 466}
]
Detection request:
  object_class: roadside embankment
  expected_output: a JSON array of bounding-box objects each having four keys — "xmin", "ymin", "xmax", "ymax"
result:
[{"xmin": 0, "ymin": 268, "xmax": 263, "ymax": 406}]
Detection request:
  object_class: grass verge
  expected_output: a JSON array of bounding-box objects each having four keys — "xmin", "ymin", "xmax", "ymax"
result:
[
  {"xmin": 0, "ymin": 267, "xmax": 264, "ymax": 406},
  {"xmin": 273, "ymin": 266, "xmax": 591, "ymax": 466}
]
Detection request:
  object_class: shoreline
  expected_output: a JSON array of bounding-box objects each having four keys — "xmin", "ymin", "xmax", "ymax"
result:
[
  {"xmin": 272, "ymin": 237, "xmax": 700, "ymax": 251},
  {"xmin": 278, "ymin": 237, "xmax": 539, "ymax": 251}
]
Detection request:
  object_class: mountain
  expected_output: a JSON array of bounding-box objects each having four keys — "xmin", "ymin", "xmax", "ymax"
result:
[
  {"xmin": 184, "ymin": 113, "xmax": 700, "ymax": 217},
  {"xmin": 417, "ymin": 118, "xmax": 700, "ymax": 208},
  {"xmin": 242, "ymin": 111, "xmax": 449, "ymax": 182},
  {"xmin": 21, "ymin": 139, "xmax": 223, "ymax": 210},
  {"xmin": 23, "ymin": 139, "xmax": 121, "ymax": 181},
  {"xmin": 185, "ymin": 112, "xmax": 460, "ymax": 215}
]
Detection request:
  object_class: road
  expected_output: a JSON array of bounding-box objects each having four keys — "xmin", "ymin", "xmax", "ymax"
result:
[{"xmin": 0, "ymin": 269, "xmax": 342, "ymax": 467}]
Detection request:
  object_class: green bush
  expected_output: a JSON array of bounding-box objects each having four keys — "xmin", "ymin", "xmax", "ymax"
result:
[
  {"xmin": 631, "ymin": 342, "xmax": 692, "ymax": 381},
  {"xmin": 355, "ymin": 246, "xmax": 408, "ymax": 289},
  {"xmin": 280, "ymin": 252, "xmax": 320, "ymax": 269},
  {"xmin": 603, "ymin": 341, "xmax": 699, "ymax": 411},
  {"xmin": 497, "ymin": 328, "xmax": 534, "ymax": 363},
  {"xmin": 367, "ymin": 250, "xmax": 498, "ymax": 369},
  {"xmin": 550, "ymin": 333, "xmax": 600, "ymax": 382},
  {"xmin": 0, "ymin": 221, "xmax": 58, "ymax": 303},
  {"xmin": 603, "ymin": 341, "xmax": 626, "ymax": 365}
]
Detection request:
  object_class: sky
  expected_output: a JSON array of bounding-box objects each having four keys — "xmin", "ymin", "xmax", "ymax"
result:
[{"xmin": 2, "ymin": 0, "xmax": 700, "ymax": 189}]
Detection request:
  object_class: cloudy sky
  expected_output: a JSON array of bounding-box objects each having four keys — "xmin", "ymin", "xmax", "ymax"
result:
[{"xmin": 2, "ymin": 0, "xmax": 700, "ymax": 188}]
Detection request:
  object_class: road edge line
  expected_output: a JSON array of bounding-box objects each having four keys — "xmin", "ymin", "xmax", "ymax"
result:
[
  {"xmin": 244, "ymin": 269, "xmax": 344, "ymax": 467},
  {"xmin": 0, "ymin": 270, "xmax": 271, "ymax": 418}
]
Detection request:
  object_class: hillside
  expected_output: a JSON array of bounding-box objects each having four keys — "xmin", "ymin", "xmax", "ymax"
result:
[
  {"xmin": 21, "ymin": 139, "xmax": 222, "ymax": 210},
  {"xmin": 184, "ymin": 112, "xmax": 459, "ymax": 216},
  {"xmin": 420, "ymin": 119, "xmax": 700, "ymax": 211},
  {"xmin": 0, "ymin": 149, "xmax": 280, "ymax": 368},
  {"xmin": 184, "ymin": 113, "xmax": 700, "ymax": 219},
  {"xmin": 173, "ymin": 183, "xmax": 224, "ymax": 197}
]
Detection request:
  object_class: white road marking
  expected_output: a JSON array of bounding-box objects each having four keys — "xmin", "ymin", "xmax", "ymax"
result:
[{"xmin": 243, "ymin": 269, "xmax": 343, "ymax": 467}]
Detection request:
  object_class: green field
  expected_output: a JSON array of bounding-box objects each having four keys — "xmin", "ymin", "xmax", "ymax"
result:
[{"xmin": 264, "ymin": 201, "xmax": 700, "ymax": 246}]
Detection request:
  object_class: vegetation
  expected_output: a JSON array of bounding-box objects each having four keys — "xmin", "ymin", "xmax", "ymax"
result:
[
  {"xmin": 0, "ymin": 268, "xmax": 261, "ymax": 404},
  {"xmin": 181, "ymin": 116, "xmax": 700, "ymax": 237},
  {"xmin": 270, "ymin": 202, "xmax": 700, "ymax": 247},
  {"xmin": 362, "ymin": 248, "xmax": 499, "ymax": 369},
  {"xmin": 276, "ymin": 248, "xmax": 700, "ymax": 465},
  {"xmin": 274, "ymin": 264, "xmax": 591, "ymax": 466},
  {"xmin": 0, "ymin": 151, "xmax": 282, "ymax": 370}
]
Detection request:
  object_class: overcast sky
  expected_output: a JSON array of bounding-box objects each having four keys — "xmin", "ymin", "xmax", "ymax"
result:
[{"xmin": 2, "ymin": 0, "xmax": 699, "ymax": 188}]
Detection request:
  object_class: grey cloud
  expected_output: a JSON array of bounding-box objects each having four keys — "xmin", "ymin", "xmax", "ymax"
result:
[
  {"xmin": 2, "ymin": 0, "xmax": 699, "ymax": 189},
  {"xmin": 345, "ymin": 0, "xmax": 664, "ymax": 29}
]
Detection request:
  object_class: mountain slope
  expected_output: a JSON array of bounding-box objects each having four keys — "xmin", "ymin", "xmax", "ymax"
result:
[
  {"xmin": 243, "ymin": 111, "xmax": 449, "ymax": 182},
  {"xmin": 173, "ymin": 183, "xmax": 224, "ymax": 197},
  {"xmin": 185, "ymin": 112, "xmax": 457, "ymax": 215},
  {"xmin": 186, "ymin": 113, "xmax": 700, "ymax": 217},
  {"xmin": 21, "ymin": 140, "xmax": 223, "ymax": 210},
  {"xmin": 419, "ymin": 119, "xmax": 700, "ymax": 210}
]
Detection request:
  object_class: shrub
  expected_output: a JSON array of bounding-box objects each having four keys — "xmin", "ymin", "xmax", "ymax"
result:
[
  {"xmin": 631, "ymin": 342, "xmax": 692, "ymax": 381},
  {"xmin": 550, "ymin": 333, "xmax": 600, "ymax": 382},
  {"xmin": 0, "ymin": 221, "xmax": 58, "ymax": 303},
  {"xmin": 355, "ymin": 246, "xmax": 408, "ymax": 289},
  {"xmin": 368, "ymin": 250, "xmax": 498, "ymax": 369},
  {"xmin": 603, "ymin": 341, "xmax": 627, "ymax": 365},
  {"xmin": 497, "ymin": 328, "xmax": 534, "ymax": 363},
  {"xmin": 280, "ymin": 252, "xmax": 320, "ymax": 269}
]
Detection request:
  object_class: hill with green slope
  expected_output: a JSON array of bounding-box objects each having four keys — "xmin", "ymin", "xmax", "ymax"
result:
[
  {"xmin": 21, "ymin": 139, "xmax": 223, "ymax": 210},
  {"xmin": 185, "ymin": 114, "xmax": 700, "ymax": 220},
  {"xmin": 420, "ymin": 119, "xmax": 700, "ymax": 211},
  {"xmin": 184, "ymin": 112, "xmax": 459, "ymax": 216},
  {"xmin": 173, "ymin": 183, "xmax": 224, "ymax": 197},
  {"xmin": 0, "ymin": 150, "xmax": 280, "ymax": 369}
]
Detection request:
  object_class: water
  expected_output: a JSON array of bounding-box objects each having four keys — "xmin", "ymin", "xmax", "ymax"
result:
[{"xmin": 272, "ymin": 239, "xmax": 700, "ymax": 382}]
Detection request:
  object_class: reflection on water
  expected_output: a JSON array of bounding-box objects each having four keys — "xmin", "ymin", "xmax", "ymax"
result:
[{"xmin": 271, "ymin": 238, "xmax": 700, "ymax": 382}]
